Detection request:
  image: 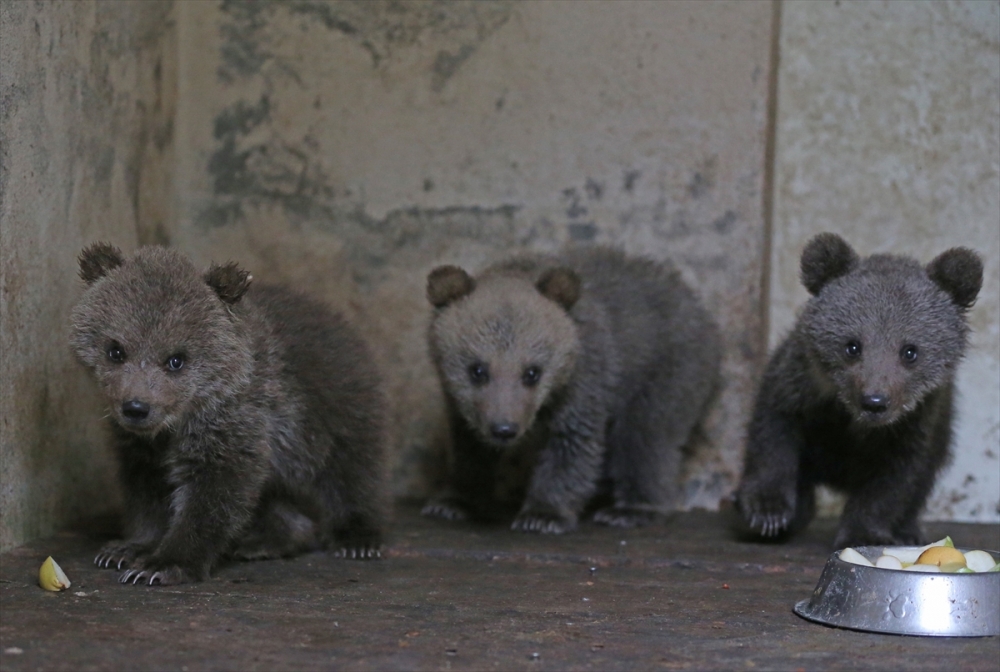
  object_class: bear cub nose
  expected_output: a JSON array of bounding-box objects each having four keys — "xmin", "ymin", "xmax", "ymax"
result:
[
  {"xmin": 122, "ymin": 399, "xmax": 151, "ymax": 420},
  {"xmin": 490, "ymin": 422, "xmax": 519, "ymax": 441},
  {"xmin": 860, "ymin": 394, "xmax": 889, "ymax": 414}
]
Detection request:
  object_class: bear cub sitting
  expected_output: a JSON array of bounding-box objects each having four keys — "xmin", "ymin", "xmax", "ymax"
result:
[
  {"xmin": 735, "ymin": 233, "xmax": 983, "ymax": 548},
  {"xmin": 423, "ymin": 246, "xmax": 721, "ymax": 533},
  {"xmin": 71, "ymin": 243, "xmax": 387, "ymax": 585}
]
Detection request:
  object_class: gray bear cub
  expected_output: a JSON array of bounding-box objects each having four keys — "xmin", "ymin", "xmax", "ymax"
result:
[
  {"xmin": 735, "ymin": 233, "xmax": 983, "ymax": 548},
  {"xmin": 423, "ymin": 246, "xmax": 721, "ymax": 533},
  {"xmin": 71, "ymin": 243, "xmax": 387, "ymax": 586}
]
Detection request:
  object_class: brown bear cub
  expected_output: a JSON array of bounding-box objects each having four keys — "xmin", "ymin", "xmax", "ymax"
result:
[
  {"xmin": 735, "ymin": 233, "xmax": 983, "ymax": 548},
  {"xmin": 423, "ymin": 246, "xmax": 721, "ymax": 533},
  {"xmin": 71, "ymin": 243, "xmax": 387, "ymax": 586}
]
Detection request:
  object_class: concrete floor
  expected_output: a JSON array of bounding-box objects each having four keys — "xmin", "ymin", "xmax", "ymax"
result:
[{"xmin": 1, "ymin": 505, "xmax": 998, "ymax": 671}]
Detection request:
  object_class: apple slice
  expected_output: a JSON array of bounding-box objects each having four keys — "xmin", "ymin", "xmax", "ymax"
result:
[
  {"xmin": 839, "ymin": 547, "xmax": 873, "ymax": 566},
  {"xmin": 963, "ymin": 550, "xmax": 997, "ymax": 573}
]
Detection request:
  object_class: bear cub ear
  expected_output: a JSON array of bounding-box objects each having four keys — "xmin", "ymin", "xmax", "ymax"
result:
[
  {"xmin": 78, "ymin": 242, "xmax": 124, "ymax": 284},
  {"xmin": 926, "ymin": 247, "xmax": 982, "ymax": 310},
  {"xmin": 800, "ymin": 232, "xmax": 859, "ymax": 296},
  {"xmin": 427, "ymin": 266, "xmax": 475, "ymax": 308},
  {"xmin": 537, "ymin": 267, "xmax": 581, "ymax": 311},
  {"xmin": 205, "ymin": 262, "xmax": 253, "ymax": 305}
]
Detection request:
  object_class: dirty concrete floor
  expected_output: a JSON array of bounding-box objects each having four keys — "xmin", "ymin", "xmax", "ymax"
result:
[{"xmin": 1, "ymin": 506, "xmax": 998, "ymax": 671}]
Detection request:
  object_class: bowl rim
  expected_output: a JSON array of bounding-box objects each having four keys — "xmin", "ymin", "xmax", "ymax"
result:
[{"xmin": 832, "ymin": 544, "xmax": 1000, "ymax": 574}]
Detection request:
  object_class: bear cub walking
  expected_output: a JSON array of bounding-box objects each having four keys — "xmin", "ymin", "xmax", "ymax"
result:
[
  {"xmin": 423, "ymin": 246, "xmax": 721, "ymax": 533},
  {"xmin": 735, "ymin": 233, "xmax": 983, "ymax": 548},
  {"xmin": 71, "ymin": 243, "xmax": 387, "ymax": 585}
]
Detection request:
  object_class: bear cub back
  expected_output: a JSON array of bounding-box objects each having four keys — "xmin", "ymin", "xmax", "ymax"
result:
[
  {"xmin": 423, "ymin": 246, "xmax": 721, "ymax": 533},
  {"xmin": 735, "ymin": 233, "xmax": 983, "ymax": 548},
  {"xmin": 71, "ymin": 243, "xmax": 387, "ymax": 585}
]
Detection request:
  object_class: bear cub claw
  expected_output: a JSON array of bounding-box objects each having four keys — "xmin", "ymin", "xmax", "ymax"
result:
[
  {"xmin": 94, "ymin": 542, "xmax": 153, "ymax": 571},
  {"xmin": 511, "ymin": 510, "xmax": 577, "ymax": 535},
  {"xmin": 736, "ymin": 488, "xmax": 796, "ymax": 538},
  {"xmin": 421, "ymin": 499, "xmax": 470, "ymax": 522},
  {"xmin": 118, "ymin": 564, "xmax": 195, "ymax": 587},
  {"xmin": 592, "ymin": 505, "xmax": 662, "ymax": 529}
]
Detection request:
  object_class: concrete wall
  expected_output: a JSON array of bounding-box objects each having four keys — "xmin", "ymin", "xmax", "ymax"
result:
[
  {"xmin": 2, "ymin": 0, "xmax": 997, "ymax": 551},
  {"xmin": 171, "ymin": 0, "xmax": 775, "ymax": 507},
  {"xmin": 772, "ymin": 0, "xmax": 1000, "ymax": 522},
  {"xmin": 0, "ymin": 0, "xmax": 176, "ymax": 551}
]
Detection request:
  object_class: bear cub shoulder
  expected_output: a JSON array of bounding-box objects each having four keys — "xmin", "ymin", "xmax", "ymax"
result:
[
  {"xmin": 423, "ymin": 246, "xmax": 721, "ymax": 533},
  {"xmin": 735, "ymin": 233, "xmax": 983, "ymax": 548},
  {"xmin": 71, "ymin": 243, "xmax": 387, "ymax": 585}
]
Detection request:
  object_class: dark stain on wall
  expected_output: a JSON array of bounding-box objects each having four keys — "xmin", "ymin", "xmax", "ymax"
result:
[
  {"xmin": 568, "ymin": 222, "xmax": 598, "ymax": 241},
  {"xmin": 218, "ymin": 0, "xmax": 512, "ymax": 78},
  {"xmin": 688, "ymin": 156, "xmax": 718, "ymax": 200},
  {"xmin": 712, "ymin": 209, "xmax": 737, "ymax": 233},
  {"xmin": 208, "ymin": 0, "xmax": 516, "ymax": 227},
  {"xmin": 431, "ymin": 44, "xmax": 476, "ymax": 92}
]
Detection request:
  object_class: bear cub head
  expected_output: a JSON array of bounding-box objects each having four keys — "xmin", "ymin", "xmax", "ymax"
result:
[
  {"xmin": 427, "ymin": 263, "xmax": 582, "ymax": 448},
  {"xmin": 70, "ymin": 243, "xmax": 254, "ymax": 436},
  {"xmin": 798, "ymin": 233, "xmax": 982, "ymax": 427}
]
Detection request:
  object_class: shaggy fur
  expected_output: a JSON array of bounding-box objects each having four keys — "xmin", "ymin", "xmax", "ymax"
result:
[
  {"xmin": 423, "ymin": 246, "xmax": 721, "ymax": 533},
  {"xmin": 71, "ymin": 244, "xmax": 387, "ymax": 586},
  {"xmin": 735, "ymin": 233, "xmax": 983, "ymax": 548}
]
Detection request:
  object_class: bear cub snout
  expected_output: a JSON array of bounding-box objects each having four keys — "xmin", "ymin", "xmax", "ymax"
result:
[
  {"xmin": 71, "ymin": 243, "xmax": 387, "ymax": 585},
  {"xmin": 735, "ymin": 233, "xmax": 983, "ymax": 548}
]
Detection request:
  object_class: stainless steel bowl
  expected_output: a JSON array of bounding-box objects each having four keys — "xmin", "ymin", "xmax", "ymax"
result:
[{"xmin": 794, "ymin": 546, "xmax": 1000, "ymax": 637}]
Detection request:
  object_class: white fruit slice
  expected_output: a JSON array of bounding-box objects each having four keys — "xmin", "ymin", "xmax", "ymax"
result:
[
  {"xmin": 839, "ymin": 547, "xmax": 873, "ymax": 566},
  {"xmin": 903, "ymin": 564, "xmax": 941, "ymax": 573},
  {"xmin": 963, "ymin": 550, "xmax": 997, "ymax": 573},
  {"xmin": 875, "ymin": 554, "xmax": 903, "ymax": 570}
]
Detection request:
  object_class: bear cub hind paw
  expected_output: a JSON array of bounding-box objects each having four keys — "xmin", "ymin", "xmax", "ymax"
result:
[
  {"xmin": 593, "ymin": 505, "xmax": 664, "ymax": 529},
  {"xmin": 333, "ymin": 525, "xmax": 384, "ymax": 560},
  {"xmin": 421, "ymin": 498, "xmax": 470, "ymax": 522}
]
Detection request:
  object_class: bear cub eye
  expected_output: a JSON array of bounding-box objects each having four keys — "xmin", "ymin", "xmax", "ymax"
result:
[
  {"xmin": 166, "ymin": 354, "xmax": 186, "ymax": 371},
  {"xmin": 845, "ymin": 340, "xmax": 862, "ymax": 359},
  {"xmin": 522, "ymin": 365, "xmax": 542, "ymax": 387},
  {"xmin": 468, "ymin": 362, "xmax": 489, "ymax": 385},
  {"xmin": 107, "ymin": 342, "xmax": 125, "ymax": 363},
  {"xmin": 900, "ymin": 344, "xmax": 918, "ymax": 364}
]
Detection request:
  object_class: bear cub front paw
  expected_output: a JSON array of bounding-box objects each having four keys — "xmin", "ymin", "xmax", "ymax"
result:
[
  {"xmin": 736, "ymin": 485, "xmax": 796, "ymax": 538},
  {"xmin": 511, "ymin": 509, "xmax": 577, "ymax": 534}
]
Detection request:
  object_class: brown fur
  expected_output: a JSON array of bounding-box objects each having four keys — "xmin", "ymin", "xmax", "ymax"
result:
[
  {"xmin": 71, "ymin": 243, "xmax": 387, "ymax": 585},
  {"xmin": 735, "ymin": 233, "xmax": 983, "ymax": 547},
  {"xmin": 423, "ymin": 246, "xmax": 721, "ymax": 533}
]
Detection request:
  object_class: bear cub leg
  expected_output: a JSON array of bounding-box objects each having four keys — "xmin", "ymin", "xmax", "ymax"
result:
[{"xmin": 233, "ymin": 499, "xmax": 322, "ymax": 561}]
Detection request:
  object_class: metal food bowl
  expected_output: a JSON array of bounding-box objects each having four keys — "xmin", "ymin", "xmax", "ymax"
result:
[{"xmin": 794, "ymin": 546, "xmax": 1000, "ymax": 637}]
